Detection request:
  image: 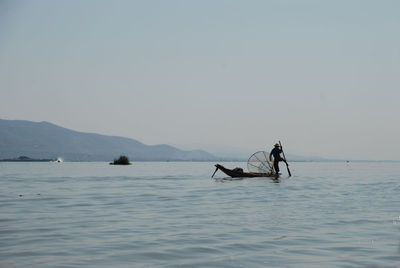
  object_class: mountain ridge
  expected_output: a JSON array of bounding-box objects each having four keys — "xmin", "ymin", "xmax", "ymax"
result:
[{"xmin": 0, "ymin": 119, "xmax": 217, "ymax": 161}]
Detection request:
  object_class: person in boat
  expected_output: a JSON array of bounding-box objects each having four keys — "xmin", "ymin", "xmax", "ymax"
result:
[{"xmin": 269, "ymin": 143, "xmax": 286, "ymax": 174}]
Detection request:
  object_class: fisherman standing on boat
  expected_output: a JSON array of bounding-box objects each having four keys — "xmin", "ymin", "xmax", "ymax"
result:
[{"xmin": 269, "ymin": 143, "xmax": 286, "ymax": 174}]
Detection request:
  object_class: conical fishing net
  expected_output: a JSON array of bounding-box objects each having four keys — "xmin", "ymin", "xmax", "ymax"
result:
[{"xmin": 247, "ymin": 151, "xmax": 273, "ymax": 173}]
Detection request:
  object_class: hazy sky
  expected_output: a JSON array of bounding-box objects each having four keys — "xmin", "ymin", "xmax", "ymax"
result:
[{"xmin": 1, "ymin": 0, "xmax": 399, "ymax": 160}]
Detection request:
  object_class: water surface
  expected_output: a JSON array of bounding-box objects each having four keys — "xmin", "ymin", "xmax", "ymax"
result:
[{"xmin": 1, "ymin": 162, "xmax": 399, "ymax": 267}]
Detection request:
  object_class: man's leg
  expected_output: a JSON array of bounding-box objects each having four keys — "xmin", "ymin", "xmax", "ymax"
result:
[{"xmin": 274, "ymin": 159, "xmax": 280, "ymax": 173}]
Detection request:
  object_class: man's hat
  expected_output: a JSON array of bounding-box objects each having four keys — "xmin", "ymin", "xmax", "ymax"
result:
[{"xmin": 274, "ymin": 143, "xmax": 279, "ymax": 147}]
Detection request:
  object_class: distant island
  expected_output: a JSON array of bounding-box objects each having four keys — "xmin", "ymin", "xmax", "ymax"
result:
[
  {"xmin": 0, "ymin": 156, "xmax": 57, "ymax": 162},
  {"xmin": 110, "ymin": 155, "xmax": 131, "ymax": 165}
]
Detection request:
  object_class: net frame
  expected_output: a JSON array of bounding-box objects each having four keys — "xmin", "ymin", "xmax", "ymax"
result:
[{"xmin": 247, "ymin": 151, "xmax": 273, "ymax": 173}]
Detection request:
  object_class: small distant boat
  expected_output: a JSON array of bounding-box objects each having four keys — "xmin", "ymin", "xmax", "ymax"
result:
[{"xmin": 212, "ymin": 164, "xmax": 276, "ymax": 178}]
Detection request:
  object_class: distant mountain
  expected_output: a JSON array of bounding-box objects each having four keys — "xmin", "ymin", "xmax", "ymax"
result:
[
  {"xmin": 172, "ymin": 143, "xmax": 254, "ymax": 160},
  {"xmin": 173, "ymin": 142, "xmax": 332, "ymax": 162},
  {"xmin": 0, "ymin": 119, "xmax": 217, "ymax": 161}
]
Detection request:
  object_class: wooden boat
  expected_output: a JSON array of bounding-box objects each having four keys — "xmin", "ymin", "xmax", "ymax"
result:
[
  {"xmin": 212, "ymin": 143, "xmax": 291, "ymax": 179},
  {"xmin": 212, "ymin": 164, "xmax": 276, "ymax": 178}
]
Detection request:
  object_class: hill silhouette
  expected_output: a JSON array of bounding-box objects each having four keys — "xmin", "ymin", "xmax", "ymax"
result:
[{"xmin": 0, "ymin": 119, "xmax": 217, "ymax": 161}]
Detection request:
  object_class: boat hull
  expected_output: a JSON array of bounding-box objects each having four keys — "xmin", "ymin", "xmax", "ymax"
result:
[{"xmin": 213, "ymin": 164, "xmax": 275, "ymax": 178}]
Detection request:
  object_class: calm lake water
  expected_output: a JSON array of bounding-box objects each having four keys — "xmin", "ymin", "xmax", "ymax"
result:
[{"xmin": 1, "ymin": 161, "xmax": 399, "ymax": 267}]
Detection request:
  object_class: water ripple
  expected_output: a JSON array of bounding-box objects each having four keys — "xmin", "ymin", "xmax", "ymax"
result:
[{"xmin": 1, "ymin": 162, "xmax": 400, "ymax": 267}]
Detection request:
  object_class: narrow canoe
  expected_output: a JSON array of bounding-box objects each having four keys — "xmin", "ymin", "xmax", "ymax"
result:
[{"xmin": 212, "ymin": 164, "xmax": 276, "ymax": 178}]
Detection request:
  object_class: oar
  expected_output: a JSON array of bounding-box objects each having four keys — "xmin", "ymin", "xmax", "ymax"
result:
[{"xmin": 279, "ymin": 141, "xmax": 291, "ymax": 177}]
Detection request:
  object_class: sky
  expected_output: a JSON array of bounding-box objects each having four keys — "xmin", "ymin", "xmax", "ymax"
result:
[{"xmin": 1, "ymin": 0, "xmax": 399, "ymax": 160}]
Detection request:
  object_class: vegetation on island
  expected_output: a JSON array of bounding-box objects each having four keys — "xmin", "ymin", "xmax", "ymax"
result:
[{"xmin": 110, "ymin": 155, "xmax": 131, "ymax": 165}]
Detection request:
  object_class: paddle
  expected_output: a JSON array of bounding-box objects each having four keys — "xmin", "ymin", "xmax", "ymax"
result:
[{"xmin": 279, "ymin": 141, "xmax": 291, "ymax": 177}]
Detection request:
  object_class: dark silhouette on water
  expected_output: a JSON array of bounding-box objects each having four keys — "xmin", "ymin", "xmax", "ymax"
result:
[
  {"xmin": 269, "ymin": 141, "xmax": 291, "ymax": 176},
  {"xmin": 213, "ymin": 142, "xmax": 291, "ymax": 179},
  {"xmin": 110, "ymin": 155, "xmax": 131, "ymax": 165},
  {"xmin": 212, "ymin": 164, "xmax": 277, "ymax": 178}
]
